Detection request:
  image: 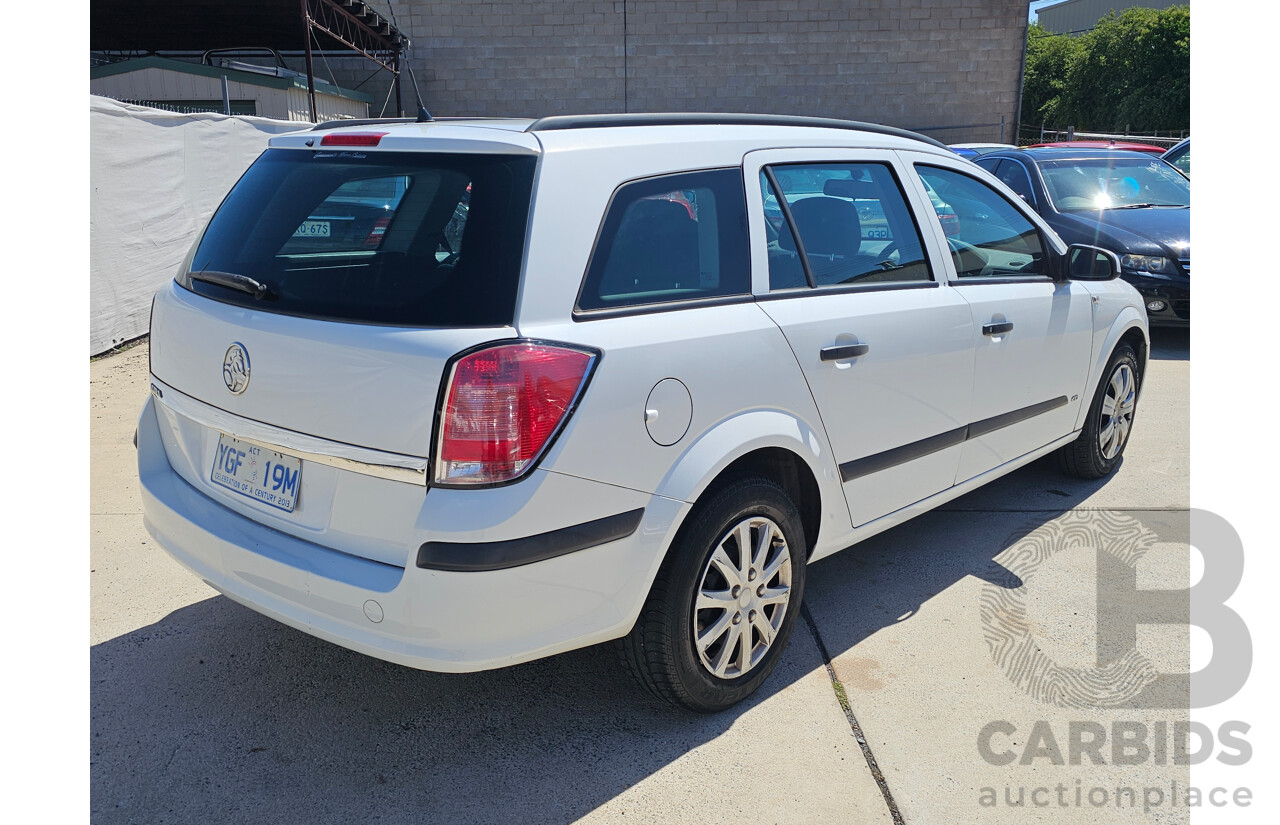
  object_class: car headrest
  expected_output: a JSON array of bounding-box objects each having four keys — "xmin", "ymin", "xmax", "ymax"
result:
[
  {"xmin": 780, "ymin": 197, "xmax": 861, "ymax": 259},
  {"xmin": 822, "ymin": 178, "xmax": 883, "ymax": 199}
]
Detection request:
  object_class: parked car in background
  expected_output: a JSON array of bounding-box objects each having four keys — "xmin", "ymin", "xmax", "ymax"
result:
[
  {"xmin": 974, "ymin": 147, "xmax": 1189, "ymax": 326},
  {"xmin": 1162, "ymin": 137, "xmax": 1190, "ymax": 177},
  {"xmin": 1026, "ymin": 140, "xmax": 1166, "ymax": 155},
  {"xmin": 280, "ymin": 174, "xmax": 410, "ymax": 254},
  {"xmin": 948, "ymin": 143, "xmax": 1018, "ymax": 160},
  {"xmin": 139, "ymin": 114, "xmax": 1149, "ymax": 711}
]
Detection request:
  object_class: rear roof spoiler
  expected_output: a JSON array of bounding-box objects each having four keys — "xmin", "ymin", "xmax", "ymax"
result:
[{"xmin": 309, "ymin": 116, "xmax": 523, "ymax": 132}]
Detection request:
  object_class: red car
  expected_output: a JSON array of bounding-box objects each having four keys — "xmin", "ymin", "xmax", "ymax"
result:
[{"xmin": 1026, "ymin": 140, "xmax": 1167, "ymax": 154}]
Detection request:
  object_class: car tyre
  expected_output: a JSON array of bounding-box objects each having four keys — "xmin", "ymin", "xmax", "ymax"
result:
[
  {"xmin": 617, "ymin": 475, "xmax": 807, "ymax": 712},
  {"xmin": 1055, "ymin": 342, "xmax": 1140, "ymax": 479}
]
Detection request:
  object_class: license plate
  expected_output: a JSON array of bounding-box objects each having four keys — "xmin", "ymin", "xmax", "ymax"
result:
[
  {"xmin": 293, "ymin": 220, "xmax": 331, "ymax": 238},
  {"xmin": 210, "ymin": 434, "xmax": 301, "ymax": 512}
]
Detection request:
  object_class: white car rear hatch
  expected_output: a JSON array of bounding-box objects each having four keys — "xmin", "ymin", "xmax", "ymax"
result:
[{"xmin": 147, "ymin": 124, "xmax": 542, "ymax": 563}]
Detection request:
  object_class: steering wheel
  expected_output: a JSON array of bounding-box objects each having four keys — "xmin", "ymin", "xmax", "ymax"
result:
[
  {"xmin": 872, "ymin": 240, "xmax": 902, "ymax": 270},
  {"xmin": 946, "ymin": 236, "xmax": 991, "ymax": 278},
  {"xmin": 836, "ymin": 241, "xmax": 905, "ymax": 284}
]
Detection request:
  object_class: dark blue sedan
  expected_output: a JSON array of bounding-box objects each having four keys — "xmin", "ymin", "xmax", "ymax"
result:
[{"xmin": 973, "ymin": 148, "xmax": 1190, "ymax": 326}]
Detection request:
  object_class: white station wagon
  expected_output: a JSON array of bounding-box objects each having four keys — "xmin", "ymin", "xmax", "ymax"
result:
[{"xmin": 139, "ymin": 114, "xmax": 1147, "ymax": 711}]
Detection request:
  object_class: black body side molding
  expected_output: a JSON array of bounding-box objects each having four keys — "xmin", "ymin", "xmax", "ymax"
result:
[
  {"xmin": 417, "ymin": 508, "xmax": 646, "ymax": 572},
  {"xmin": 839, "ymin": 396, "xmax": 1069, "ymax": 482}
]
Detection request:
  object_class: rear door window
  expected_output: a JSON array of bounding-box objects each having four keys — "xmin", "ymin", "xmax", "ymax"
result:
[
  {"xmin": 761, "ymin": 162, "xmax": 932, "ymax": 289},
  {"xmin": 577, "ymin": 169, "xmax": 750, "ymax": 312},
  {"xmin": 181, "ymin": 149, "xmax": 535, "ymax": 327}
]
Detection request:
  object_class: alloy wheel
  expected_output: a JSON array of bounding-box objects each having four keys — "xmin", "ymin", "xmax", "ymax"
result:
[
  {"xmin": 692, "ymin": 516, "xmax": 793, "ymax": 679},
  {"xmin": 1099, "ymin": 363, "xmax": 1136, "ymax": 460}
]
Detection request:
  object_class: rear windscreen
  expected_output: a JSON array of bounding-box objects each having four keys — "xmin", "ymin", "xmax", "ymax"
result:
[{"xmin": 178, "ymin": 149, "xmax": 537, "ymax": 326}]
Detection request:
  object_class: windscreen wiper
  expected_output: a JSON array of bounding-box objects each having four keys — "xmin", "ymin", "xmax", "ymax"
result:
[{"xmin": 189, "ymin": 270, "xmax": 274, "ymax": 300}]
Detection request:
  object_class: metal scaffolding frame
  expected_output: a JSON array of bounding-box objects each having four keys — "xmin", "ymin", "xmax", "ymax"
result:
[
  {"xmin": 300, "ymin": 0, "xmax": 406, "ymax": 122},
  {"xmin": 91, "ymin": 1, "xmax": 409, "ymax": 122}
]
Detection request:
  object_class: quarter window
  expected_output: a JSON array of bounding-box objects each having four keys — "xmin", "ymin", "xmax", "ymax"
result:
[
  {"xmin": 578, "ymin": 169, "xmax": 750, "ymax": 312},
  {"xmin": 761, "ymin": 162, "xmax": 932, "ymax": 289},
  {"xmin": 916, "ymin": 166, "xmax": 1047, "ymax": 280}
]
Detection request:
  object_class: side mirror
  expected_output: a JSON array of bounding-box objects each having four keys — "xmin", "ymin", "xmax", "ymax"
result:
[{"xmin": 1064, "ymin": 244, "xmax": 1121, "ymax": 281}]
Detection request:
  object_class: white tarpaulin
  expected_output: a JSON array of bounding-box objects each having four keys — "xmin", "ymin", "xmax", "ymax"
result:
[{"xmin": 89, "ymin": 96, "xmax": 306, "ymax": 355}]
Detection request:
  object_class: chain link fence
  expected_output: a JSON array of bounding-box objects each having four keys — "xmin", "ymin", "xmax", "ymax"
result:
[{"xmin": 1016, "ymin": 124, "xmax": 1188, "ymax": 148}]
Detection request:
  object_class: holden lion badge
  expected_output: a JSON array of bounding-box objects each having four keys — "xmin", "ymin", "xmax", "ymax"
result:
[{"xmin": 223, "ymin": 343, "xmax": 251, "ymax": 395}]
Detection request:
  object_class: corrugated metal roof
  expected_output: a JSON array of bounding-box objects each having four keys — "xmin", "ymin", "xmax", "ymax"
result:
[{"xmin": 1036, "ymin": 0, "xmax": 1184, "ymax": 35}]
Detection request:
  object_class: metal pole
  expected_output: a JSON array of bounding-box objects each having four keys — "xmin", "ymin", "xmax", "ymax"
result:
[
  {"xmin": 1000, "ymin": 115, "xmax": 1006, "ymax": 144},
  {"xmin": 394, "ymin": 52, "xmax": 404, "ymax": 117},
  {"xmin": 221, "ymin": 76, "xmax": 231, "ymax": 116},
  {"xmin": 1068, "ymin": 125, "xmax": 1075, "ymax": 140},
  {"xmin": 1014, "ymin": 11, "xmax": 1030, "ymax": 146},
  {"xmin": 301, "ymin": 0, "xmax": 318, "ymax": 123}
]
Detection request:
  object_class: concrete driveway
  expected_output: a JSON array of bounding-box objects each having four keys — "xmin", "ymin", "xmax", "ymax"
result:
[{"xmin": 91, "ymin": 329, "xmax": 1189, "ymax": 824}]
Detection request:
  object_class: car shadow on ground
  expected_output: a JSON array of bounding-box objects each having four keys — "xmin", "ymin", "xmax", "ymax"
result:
[
  {"xmin": 93, "ymin": 596, "xmax": 723, "ymax": 823},
  {"xmin": 1149, "ymin": 326, "xmax": 1189, "ymax": 361},
  {"xmin": 91, "ymin": 474, "xmax": 1118, "ymax": 825},
  {"xmin": 804, "ymin": 458, "xmax": 1121, "ymax": 655}
]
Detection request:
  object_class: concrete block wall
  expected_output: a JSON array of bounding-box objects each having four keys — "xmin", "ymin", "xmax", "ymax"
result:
[{"xmin": 314, "ymin": 1, "xmax": 1027, "ymax": 142}]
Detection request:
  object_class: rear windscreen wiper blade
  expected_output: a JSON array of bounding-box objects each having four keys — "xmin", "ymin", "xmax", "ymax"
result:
[{"xmin": 189, "ymin": 270, "xmax": 274, "ymax": 300}]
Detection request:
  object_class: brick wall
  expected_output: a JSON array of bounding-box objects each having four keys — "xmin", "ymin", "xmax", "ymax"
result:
[{"xmin": 315, "ymin": 1, "xmax": 1028, "ymax": 143}]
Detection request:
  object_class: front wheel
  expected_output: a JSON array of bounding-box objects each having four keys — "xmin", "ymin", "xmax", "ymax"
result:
[
  {"xmin": 617, "ymin": 476, "xmax": 807, "ymax": 712},
  {"xmin": 1055, "ymin": 342, "xmax": 1140, "ymax": 479}
]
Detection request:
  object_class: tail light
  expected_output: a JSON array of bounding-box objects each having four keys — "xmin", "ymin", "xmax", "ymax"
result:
[
  {"xmin": 434, "ymin": 341, "xmax": 598, "ymax": 486},
  {"xmin": 364, "ymin": 216, "xmax": 391, "ymax": 248}
]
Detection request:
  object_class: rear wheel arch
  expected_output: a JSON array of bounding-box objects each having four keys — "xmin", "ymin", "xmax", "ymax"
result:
[
  {"xmin": 693, "ymin": 447, "xmax": 822, "ymax": 559},
  {"xmin": 652, "ymin": 411, "xmax": 840, "ymax": 560}
]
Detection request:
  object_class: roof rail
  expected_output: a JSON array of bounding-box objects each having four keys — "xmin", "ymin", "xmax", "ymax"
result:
[{"xmin": 524, "ymin": 112, "xmax": 949, "ymax": 149}]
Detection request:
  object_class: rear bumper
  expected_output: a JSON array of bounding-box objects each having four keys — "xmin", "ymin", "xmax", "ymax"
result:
[{"xmin": 137, "ymin": 396, "xmax": 686, "ymax": 672}]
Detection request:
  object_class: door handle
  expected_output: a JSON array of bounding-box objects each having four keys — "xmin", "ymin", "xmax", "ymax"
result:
[
  {"xmin": 820, "ymin": 343, "xmax": 870, "ymax": 361},
  {"xmin": 982, "ymin": 322, "xmax": 1014, "ymax": 336}
]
